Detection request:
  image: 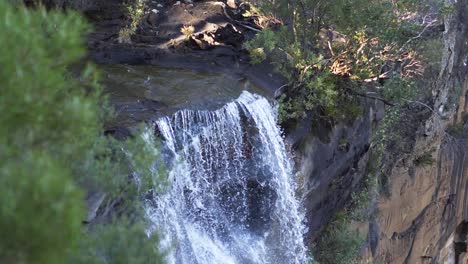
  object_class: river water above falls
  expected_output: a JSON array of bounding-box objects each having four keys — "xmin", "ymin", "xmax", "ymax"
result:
[
  {"xmin": 102, "ymin": 65, "xmax": 308, "ymax": 263},
  {"xmin": 100, "ymin": 64, "xmax": 270, "ymax": 128}
]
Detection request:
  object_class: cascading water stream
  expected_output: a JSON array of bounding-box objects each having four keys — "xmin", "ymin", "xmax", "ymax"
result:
[{"xmin": 143, "ymin": 91, "xmax": 308, "ymax": 264}]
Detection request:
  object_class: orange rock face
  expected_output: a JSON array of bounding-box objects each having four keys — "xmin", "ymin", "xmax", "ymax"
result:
[{"xmin": 364, "ymin": 2, "xmax": 468, "ymax": 262}]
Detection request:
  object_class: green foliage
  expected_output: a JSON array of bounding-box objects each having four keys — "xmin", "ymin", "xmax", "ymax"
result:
[
  {"xmin": 0, "ymin": 4, "xmax": 92, "ymax": 262},
  {"xmin": 348, "ymin": 175, "xmax": 378, "ymax": 222},
  {"xmin": 119, "ymin": 0, "xmax": 146, "ymax": 43},
  {"xmin": 371, "ymin": 107, "xmax": 403, "ymax": 197},
  {"xmin": 0, "ymin": 2, "xmax": 165, "ymax": 263},
  {"xmin": 414, "ymin": 151, "xmax": 436, "ymax": 167},
  {"xmin": 277, "ymin": 70, "xmax": 340, "ymax": 122},
  {"xmin": 447, "ymin": 83, "xmax": 464, "ymax": 110},
  {"xmin": 419, "ymin": 38, "xmax": 444, "ymax": 80},
  {"xmin": 446, "ymin": 123, "xmax": 465, "ymax": 138},
  {"xmin": 124, "ymin": 128, "xmax": 168, "ymax": 194},
  {"xmin": 254, "ymin": 0, "xmax": 419, "ymax": 45},
  {"xmin": 312, "ymin": 213, "xmax": 365, "ymax": 264},
  {"xmin": 439, "ymin": 2, "xmax": 456, "ymax": 17},
  {"xmin": 245, "ymin": 27, "xmax": 362, "ymax": 123},
  {"xmin": 244, "ymin": 28, "xmax": 279, "ymax": 57},
  {"xmin": 246, "ymin": 0, "xmax": 445, "ymax": 123},
  {"xmin": 70, "ymin": 218, "xmax": 165, "ymax": 264},
  {"xmin": 180, "ymin": 25, "xmax": 195, "ymax": 41},
  {"xmin": 382, "ymin": 76, "xmax": 416, "ymax": 102},
  {"xmin": 127, "ymin": 0, "xmax": 145, "ymax": 30},
  {"xmin": 0, "ymin": 152, "xmax": 84, "ymax": 264},
  {"xmin": 249, "ymin": 47, "xmax": 267, "ymax": 64},
  {"xmin": 15, "ymin": 0, "xmax": 98, "ymax": 9}
]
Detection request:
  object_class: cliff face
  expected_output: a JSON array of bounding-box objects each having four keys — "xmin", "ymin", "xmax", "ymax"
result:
[
  {"xmin": 370, "ymin": 2, "xmax": 468, "ymax": 263},
  {"xmin": 287, "ymin": 98, "xmax": 383, "ymax": 243},
  {"xmin": 294, "ymin": 1, "xmax": 468, "ymax": 263},
  {"xmin": 371, "ymin": 124, "xmax": 468, "ymax": 264}
]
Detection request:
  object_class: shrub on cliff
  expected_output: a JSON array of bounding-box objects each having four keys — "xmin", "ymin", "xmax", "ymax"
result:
[
  {"xmin": 312, "ymin": 213, "xmax": 365, "ymax": 264},
  {"xmin": 0, "ymin": 2, "xmax": 164, "ymax": 263}
]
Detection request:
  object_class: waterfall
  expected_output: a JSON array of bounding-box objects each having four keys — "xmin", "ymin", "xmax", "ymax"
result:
[{"xmin": 143, "ymin": 91, "xmax": 308, "ymax": 264}]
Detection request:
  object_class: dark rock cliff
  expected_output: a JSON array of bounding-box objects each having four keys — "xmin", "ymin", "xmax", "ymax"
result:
[{"xmin": 286, "ymin": 98, "xmax": 384, "ymax": 243}]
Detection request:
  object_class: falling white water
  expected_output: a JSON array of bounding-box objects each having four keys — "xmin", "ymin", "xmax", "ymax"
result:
[{"xmin": 144, "ymin": 91, "xmax": 308, "ymax": 264}]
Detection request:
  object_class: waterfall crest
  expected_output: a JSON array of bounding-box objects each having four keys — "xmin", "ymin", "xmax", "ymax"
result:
[{"xmin": 144, "ymin": 91, "xmax": 308, "ymax": 264}]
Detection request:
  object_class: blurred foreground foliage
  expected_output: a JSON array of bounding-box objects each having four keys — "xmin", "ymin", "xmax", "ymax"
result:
[{"xmin": 0, "ymin": 2, "xmax": 165, "ymax": 263}]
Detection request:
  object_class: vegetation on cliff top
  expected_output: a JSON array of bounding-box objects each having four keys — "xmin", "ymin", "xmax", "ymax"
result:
[{"xmin": 245, "ymin": 0, "xmax": 451, "ymax": 125}]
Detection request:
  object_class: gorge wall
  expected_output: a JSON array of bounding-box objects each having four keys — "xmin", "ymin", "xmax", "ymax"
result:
[
  {"xmin": 368, "ymin": 1, "xmax": 468, "ymax": 262},
  {"xmin": 292, "ymin": 1, "xmax": 468, "ymax": 263}
]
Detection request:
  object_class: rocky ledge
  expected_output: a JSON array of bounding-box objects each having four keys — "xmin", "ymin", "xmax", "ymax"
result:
[{"xmin": 85, "ymin": 0, "xmax": 284, "ymax": 93}]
